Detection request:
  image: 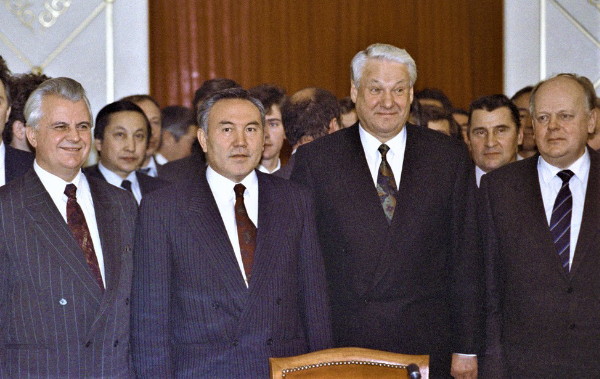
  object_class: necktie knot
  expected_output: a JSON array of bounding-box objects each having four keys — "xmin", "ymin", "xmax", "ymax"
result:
[
  {"xmin": 121, "ymin": 180, "xmax": 132, "ymax": 193},
  {"xmin": 557, "ymin": 170, "xmax": 574, "ymax": 184},
  {"xmin": 234, "ymin": 183, "xmax": 246, "ymax": 198},
  {"xmin": 378, "ymin": 144, "xmax": 390, "ymax": 159},
  {"xmin": 64, "ymin": 184, "xmax": 77, "ymax": 200}
]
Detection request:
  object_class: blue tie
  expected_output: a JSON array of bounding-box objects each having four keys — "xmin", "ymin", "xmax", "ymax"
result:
[{"xmin": 549, "ymin": 170, "xmax": 574, "ymax": 273}]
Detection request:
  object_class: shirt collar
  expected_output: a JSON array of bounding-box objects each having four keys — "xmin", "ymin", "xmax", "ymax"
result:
[
  {"xmin": 98, "ymin": 161, "xmax": 138, "ymax": 187},
  {"xmin": 538, "ymin": 148, "xmax": 591, "ymax": 185},
  {"xmin": 34, "ymin": 160, "xmax": 85, "ymax": 196},
  {"xmin": 359, "ymin": 123, "xmax": 407, "ymax": 162},
  {"xmin": 206, "ymin": 166, "xmax": 258, "ymax": 200}
]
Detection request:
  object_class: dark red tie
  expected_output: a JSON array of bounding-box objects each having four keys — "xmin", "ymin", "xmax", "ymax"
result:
[
  {"xmin": 64, "ymin": 184, "xmax": 104, "ymax": 291},
  {"xmin": 234, "ymin": 184, "xmax": 256, "ymax": 281}
]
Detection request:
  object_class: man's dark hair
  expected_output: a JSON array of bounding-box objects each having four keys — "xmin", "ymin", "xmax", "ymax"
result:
[
  {"xmin": 510, "ymin": 86, "xmax": 533, "ymax": 102},
  {"xmin": 248, "ymin": 84, "xmax": 286, "ymax": 113},
  {"xmin": 94, "ymin": 100, "xmax": 151, "ymax": 146},
  {"xmin": 339, "ymin": 96, "xmax": 355, "ymax": 114},
  {"xmin": 193, "ymin": 78, "xmax": 241, "ymax": 109},
  {"xmin": 0, "ymin": 56, "xmax": 12, "ymax": 106},
  {"xmin": 419, "ymin": 105, "xmax": 458, "ymax": 137},
  {"xmin": 4, "ymin": 73, "xmax": 50, "ymax": 144},
  {"xmin": 281, "ymin": 88, "xmax": 340, "ymax": 146},
  {"xmin": 415, "ymin": 88, "xmax": 453, "ymax": 111},
  {"xmin": 468, "ymin": 94, "xmax": 521, "ymax": 133},
  {"xmin": 197, "ymin": 88, "xmax": 265, "ymax": 133},
  {"xmin": 161, "ymin": 105, "xmax": 195, "ymax": 141}
]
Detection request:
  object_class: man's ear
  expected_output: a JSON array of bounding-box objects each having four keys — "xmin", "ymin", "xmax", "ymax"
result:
[
  {"xmin": 350, "ymin": 81, "xmax": 358, "ymax": 103},
  {"xmin": 94, "ymin": 138, "xmax": 103, "ymax": 153},
  {"xmin": 198, "ymin": 128, "xmax": 208, "ymax": 153},
  {"xmin": 26, "ymin": 126, "xmax": 39, "ymax": 149}
]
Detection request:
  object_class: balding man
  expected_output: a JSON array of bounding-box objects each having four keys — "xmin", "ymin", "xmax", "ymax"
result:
[{"xmin": 480, "ymin": 73, "xmax": 600, "ymax": 376}]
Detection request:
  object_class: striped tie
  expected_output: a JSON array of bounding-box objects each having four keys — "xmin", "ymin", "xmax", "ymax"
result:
[{"xmin": 549, "ymin": 170, "xmax": 574, "ymax": 273}]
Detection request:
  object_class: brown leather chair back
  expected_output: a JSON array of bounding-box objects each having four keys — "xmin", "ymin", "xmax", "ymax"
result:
[{"xmin": 269, "ymin": 347, "xmax": 429, "ymax": 378}]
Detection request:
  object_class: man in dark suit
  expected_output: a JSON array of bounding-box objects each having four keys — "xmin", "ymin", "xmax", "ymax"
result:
[
  {"xmin": 274, "ymin": 87, "xmax": 341, "ymax": 179},
  {"xmin": 0, "ymin": 56, "xmax": 34, "ymax": 185},
  {"xmin": 131, "ymin": 88, "xmax": 332, "ymax": 377},
  {"xmin": 0, "ymin": 77, "xmax": 137, "ymax": 377},
  {"xmin": 480, "ymin": 73, "xmax": 600, "ymax": 377},
  {"xmin": 84, "ymin": 100, "xmax": 168, "ymax": 204},
  {"xmin": 291, "ymin": 43, "xmax": 483, "ymax": 378}
]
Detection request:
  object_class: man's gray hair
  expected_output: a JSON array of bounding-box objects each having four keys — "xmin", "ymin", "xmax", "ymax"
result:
[
  {"xmin": 197, "ymin": 87, "xmax": 265, "ymax": 133},
  {"xmin": 24, "ymin": 77, "xmax": 92, "ymax": 130},
  {"xmin": 351, "ymin": 43, "xmax": 417, "ymax": 87}
]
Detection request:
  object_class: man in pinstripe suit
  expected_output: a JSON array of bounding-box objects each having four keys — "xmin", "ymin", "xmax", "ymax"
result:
[
  {"xmin": 0, "ymin": 77, "xmax": 137, "ymax": 377},
  {"xmin": 131, "ymin": 88, "xmax": 332, "ymax": 378}
]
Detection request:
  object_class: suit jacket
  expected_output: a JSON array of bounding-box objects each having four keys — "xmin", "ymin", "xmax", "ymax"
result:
[
  {"xmin": 291, "ymin": 124, "xmax": 483, "ymax": 377},
  {"xmin": 4, "ymin": 145, "xmax": 34, "ymax": 184},
  {"xmin": 131, "ymin": 168, "xmax": 332, "ymax": 378},
  {"xmin": 156, "ymin": 152, "xmax": 205, "ymax": 182},
  {"xmin": 479, "ymin": 151, "xmax": 600, "ymax": 377},
  {"xmin": 273, "ymin": 153, "xmax": 295, "ymax": 179},
  {"xmin": 84, "ymin": 164, "xmax": 169, "ymax": 197},
  {"xmin": 0, "ymin": 169, "xmax": 138, "ymax": 378}
]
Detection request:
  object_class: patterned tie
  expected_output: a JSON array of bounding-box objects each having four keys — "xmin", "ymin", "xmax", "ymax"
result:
[
  {"xmin": 376, "ymin": 144, "xmax": 398, "ymax": 223},
  {"xmin": 234, "ymin": 184, "xmax": 256, "ymax": 281},
  {"xmin": 549, "ymin": 170, "xmax": 575, "ymax": 273},
  {"xmin": 121, "ymin": 179, "xmax": 132, "ymax": 193},
  {"xmin": 64, "ymin": 184, "xmax": 104, "ymax": 290}
]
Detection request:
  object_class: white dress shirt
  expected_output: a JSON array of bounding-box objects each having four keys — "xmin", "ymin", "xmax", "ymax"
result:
[
  {"xmin": 359, "ymin": 124, "xmax": 407, "ymax": 189},
  {"xmin": 154, "ymin": 153, "xmax": 168, "ymax": 165},
  {"xmin": 475, "ymin": 166, "xmax": 486, "ymax": 187},
  {"xmin": 257, "ymin": 158, "xmax": 281, "ymax": 174},
  {"xmin": 206, "ymin": 166, "xmax": 259, "ymax": 287},
  {"xmin": 34, "ymin": 161, "xmax": 106, "ymax": 286},
  {"xmin": 538, "ymin": 151, "xmax": 590, "ymax": 270},
  {"xmin": 0, "ymin": 142, "xmax": 5, "ymax": 186},
  {"xmin": 140, "ymin": 156, "xmax": 159, "ymax": 177},
  {"xmin": 98, "ymin": 162, "xmax": 142, "ymax": 204}
]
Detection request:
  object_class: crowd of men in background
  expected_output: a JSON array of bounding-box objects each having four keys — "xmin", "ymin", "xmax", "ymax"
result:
[{"xmin": 0, "ymin": 42, "xmax": 599, "ymax": 378}]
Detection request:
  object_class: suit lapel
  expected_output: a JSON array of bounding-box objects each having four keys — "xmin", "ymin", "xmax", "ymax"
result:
[
  {"xmin": 185, "ymin": 173, "xmax": 249, "ymax": 303},
  {"xmin": 23, "ymin": 171, "xmax": 103, "ymax": 302},
  {"xmin": 571, "ymin": 150, "xmax": 600, "ymax": 276}
]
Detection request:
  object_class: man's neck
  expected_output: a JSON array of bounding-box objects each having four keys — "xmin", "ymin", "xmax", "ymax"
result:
[
  {"xmin": 519, "ymin": 149, "xmax": 537, "ymax": 159},
  {"xmin": 260, "ymin": 156, "xmax": 279, "ymax": 172}
]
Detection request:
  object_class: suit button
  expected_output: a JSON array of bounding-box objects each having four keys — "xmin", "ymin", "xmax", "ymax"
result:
[
  {"xmin": 569, "ymin": 324, "xmax": 576, "ymax": 330},
  {"xmin": 567, "ymin": 287, "xmax": 573, "ymax": 294},
  {"xmin": 85, "ymin": 341, "xmax": 92, "ymax": 348},
  {"xmin": 276, "ymin": 298, "xmax": 282, "ymax": 305},
  {"xmin": 113, "ymin": 340, "xmax": 119, "ymax": 347},
  {"xmin": 59, "ymin": 298, "xmax": 67, "ymax": 306},
  {"xmin": 125, "ymin": 298, "xmax": 130, "ymax": 305},
  {"xmin": 364, "ymin": 299, "xmax": 370, "ymax": 304},
  {"xmin": 232, "ymin": 340, "xmax": 239, "ymax": 347},
  {"xmin": 212, "ymin": 302, "xmax": 220, "ymax": 309},
  {"xmin": 266, "ymin": 338, "xmax": 273, "ymax": 346}
]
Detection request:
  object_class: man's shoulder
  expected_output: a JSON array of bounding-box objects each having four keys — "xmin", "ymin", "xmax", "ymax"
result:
[
  {"xmin": 5, "ymin": 145, "xmax": 34, "ymax": 162},
  {"xmin": 137, "ymin": 171, "xmax": 171, "ymax": 192},
  {"xmin": 485, "ymin": 155, "xmax": 536, "ymax": 183},
  {"xmin": 82, "ymin": 164, "xmax": 103, "ymax": 179},
  {"xmin": 87, "ymin": 175, "xmax": 137, "ymax": 209}
]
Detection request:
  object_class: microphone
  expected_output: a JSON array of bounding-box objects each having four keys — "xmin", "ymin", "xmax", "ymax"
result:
[{"xmin": 407, "ymin": 363, "xmax": 421, "ymax": 379}]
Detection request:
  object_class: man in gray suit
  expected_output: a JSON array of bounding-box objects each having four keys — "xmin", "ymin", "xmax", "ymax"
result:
[
  {"xmin": 131, "ymin": 88, "xmax": 332, "ymax": 377},
  {"xmin": 0, "ymin": 77, "xmax": 137, "ymax": 377}
]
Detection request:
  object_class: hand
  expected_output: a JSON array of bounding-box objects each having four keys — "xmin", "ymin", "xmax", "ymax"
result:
[{"xmin": 451, "ymin": 354, "xmax": 477, "ymax": 379}]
